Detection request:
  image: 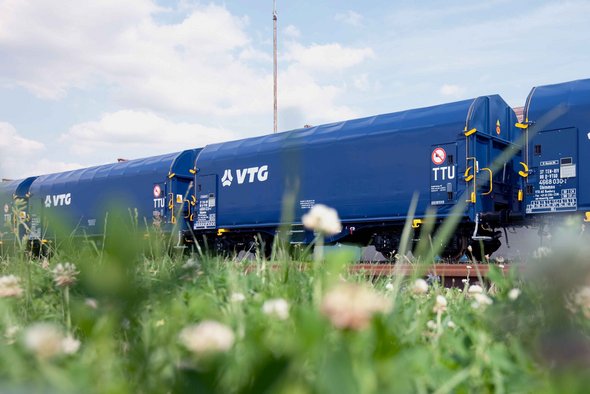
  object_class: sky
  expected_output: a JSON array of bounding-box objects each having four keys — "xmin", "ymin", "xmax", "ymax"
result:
[{"xmin": 1, "ymin": 0, "xmax": 589, "ymax": 179}]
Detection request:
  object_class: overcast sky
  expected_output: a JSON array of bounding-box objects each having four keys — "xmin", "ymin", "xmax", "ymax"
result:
[{"xmin": 1, "ymin": 0, "xmax": 589, "ymax": 179}]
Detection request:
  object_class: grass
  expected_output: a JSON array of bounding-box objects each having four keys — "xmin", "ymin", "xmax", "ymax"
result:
[{"xmin": 1, "ymin": 219, "xmax": 590, "ymax": 393}]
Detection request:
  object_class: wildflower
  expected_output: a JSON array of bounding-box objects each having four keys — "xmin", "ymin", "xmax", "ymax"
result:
[
  {"xmin": 262, "ymin": 298, "xmax": 290, "ymax": 320},
  {"xmin": 467, "ymin": 245, "xmax": 473, "ymax": 253},
  {"xmin": 179, "ymin": 321, "xmax": 235, "ymax": 354},
  {"xmin": 498, "ymin": 264, "xmax": 505, "ymax": 269},
  {"xmin": 24, "ymin": 323, "xmax": 65, "ymax": 360},
  {"xmin": 4, "ymin": 325, "xmax": 19, "ymax": 345},
  {"xmin": 508, "ymin": 288, "xmax": 521, "ymax": 301},
  {"xmin": 426, "ymin": 320, "xmax": 437, "ymax": 330},
  {"xmin": 461, "ymin": 278, "xmax": 469, "ymax": 285},
  {"xmin": 155, "ymin": 319, "xmax": 165, "ymax": 327},
  {"xmin": 471, "ymin": 293, "xmax": 493, "ymax": 309},
  {"xmin": 302, "ymin": 204, "xmax": 342, "ymax": 235},
  {"xmin": 571, "ymin": 286, "xmax": 590, "ymax": 318},
  {"xmin": 321, "ymin": 283, "xmax": 392, "ymax": 330},
  {"xmin": 182, "ymin": 258, "xmax": 199, "ymax": 270},
  {"xmin": 52, "ymin": 263, "xmax": 79, "ymax": 287},
  {"xmin": 496, "ymin": 256, "xmax": 505, "ymax": 264},
  {"xmin": 230, "ymin": 292, "xmax": 246, "ymax": 303},
  {"xmin": 41, "ymin": 258, "xmax": 50, "ymax": 270},
  {"xmin": 466, "ymin": 265, "xmax": 472, "ymax": 270},
  {"xmin": 411, "ymin": 278, "xmax": 429, "ymax": 295},
  {"xmin": 85, "ymin": 298, "xmax": 98, "ymax": 309},
  {"xmin": 61, "ymin": 335, "xmax": 81, "ymax": 355},
  {"xmin": 0, "ymin": 275, "xmax": 23, "ymax": 298},
  {"xmin": 447, "ymin": 320, "xmax": 456, "ymax": 329},
  {"xmin": 433, "ymin": 295, "xmax": 447, "ymax": 313},
  {"xmin": 533, "ymin": 246, "xmax": 551, "ymax": 259},
  {"xmin": 468, "ymin": 285, "xmax": 483, "ymax": 294},
  {"xmin": 385, "ymin": 282, "xmax": 394, "ymax": 291}
]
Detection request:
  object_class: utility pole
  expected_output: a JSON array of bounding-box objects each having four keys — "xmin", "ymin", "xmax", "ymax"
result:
[{"xmin": 273, "ymin": 0, "xmax": 278, "ymax": 133}]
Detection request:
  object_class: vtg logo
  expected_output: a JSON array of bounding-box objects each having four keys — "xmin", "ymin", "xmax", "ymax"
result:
[
  {"xmin": 44, "ymin": 193, "xmax": 72, "ymax": 208},
  {"xmin": 221, "ymin": 165, "xmax": 269, "ymax": 187}
]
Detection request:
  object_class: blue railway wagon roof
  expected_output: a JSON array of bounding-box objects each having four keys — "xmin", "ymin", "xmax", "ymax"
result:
[
  {"xmin": 196, "ymin": 95, "xmax": 516, "ymax": 229},
  {"xmin": 28, "ymin": 150, "xmax": 199, "ymax": 239},
  {"xmin": 525, "ymin": 78, "xmax": 590, "ymax": 132}
]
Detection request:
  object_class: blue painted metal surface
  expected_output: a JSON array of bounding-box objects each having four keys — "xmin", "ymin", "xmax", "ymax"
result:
[
  {"xmin": 194, "ymin": 96, "xmax": 518, "ymax": 235},
  {"xmin": 523, "ymin": 78, "xmax": 590, "ymax": 215},
  {"xmin": 27, "ymin": 149, "xmax": 200, "ymax": 241}
]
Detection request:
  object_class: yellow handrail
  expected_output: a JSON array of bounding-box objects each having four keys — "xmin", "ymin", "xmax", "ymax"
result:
[{"xmin": 481, "ymin": 168, "xmax": 493, "ymax": 195}]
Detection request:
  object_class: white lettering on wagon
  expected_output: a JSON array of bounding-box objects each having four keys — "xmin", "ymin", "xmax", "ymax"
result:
[
  {"xmin": 44, "ymin": 193, "xmax": 72, "ymax": 208},
  {"xmin": 221, "ymin": 165, "xmax": 269, "ymax": 187},
  {"xmin": 431, "ymin": 166, "xmax": 455, "ymax": 181}
]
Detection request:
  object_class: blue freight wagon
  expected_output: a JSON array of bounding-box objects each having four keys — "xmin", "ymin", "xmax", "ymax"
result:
[
  {"xmin": 521, "ymin": 78, "xmax": 590, "ymax": 223},
  {"xmin": 27, "ymin": 149, "xmax": 200, "ymax": 249},
  {"xmin": 192, "ymin": 95, "xmax": 520, "ymax": 256}
]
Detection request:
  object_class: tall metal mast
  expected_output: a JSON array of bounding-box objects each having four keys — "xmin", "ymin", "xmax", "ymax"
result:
[{"xmin": 273, "ymin": 0, "xmax": 278, "ymax": 133}]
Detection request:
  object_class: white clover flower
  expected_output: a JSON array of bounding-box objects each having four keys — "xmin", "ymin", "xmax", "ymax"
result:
[
  {"xmin": 498, "ymin": 264, "xmax": 505, "ymax": 269},
  {"xmin": 467, "ymin": 246, "xmax": 473, "ymax": 253},
  {"xmin": 61, "ymin": 335, "xmax": 81, "ymax": 355},
  {"xmin": 24, "ymin": 323, "xmax": 65, "ymax": 360},
  {"xmin": 466, "ymin": 265, "xmax": 472, "ymax": 269},
  {"xmin": 85, "ymin": 298, "xmax": 98, "ymax": 309},
  {"xmin": 461, "ymin": 279, "xmax": 469, "ymax": 285},
  {"xmin": 321, "ymin": 283, "xmax": 392, "ymax": 330},
  {"xmin": 426, "ymin": 320, "xmax": 437, "ymax": 330},
  {"xmin": 155, "ymin": 319, "xmax": 165, "ymax": 327},
  {"xmin": 52, "ymin": 263, "xmax": 79, "ymax": 287},
  {"xmin": 179, "ymin": 321, "xmax": 235, "ymax": 354},
  {"xmin": 468, "ymin": 285, "xmax": 484, "ymax": 294},
  {"xmin": 230, "ymin": 292, "xmax": 246, "ymax": 303},
  {"xmin": 302, "ymin": 204, "xmax": 342, "ymax": 235},
  {"xmin": 508, "ymin": 288, "xmax": 521, "ymax": 301},
  {"xmin": 411, "ymin": 278, "xmax": 429, "ymax": 295},
  {"xmin": 496, "ymin": 256, "xmax": 505, "ymax": 264},
  {"xmin": 0, "ymin": 275, "xmax": 23, "ymax": 298},
  {"xmin": 262, "ymin": 298, "xmax": 290, "ymax": 320},
  {"xmin": 571, "ymin": 286, "xmax": 590, "ymax": 318},
  {"xmin": 182, "ymin": 258, "xmax": 200, "ymax": 270},
  {"xmin": 432, "ymin": 295, "xmax": 447, "ymax": 313},
  {"xmin": 384, "ymin": 282, "xmax": 394, "ymax": 291},
  {"xmin": 471, "ymin": 293, "xmax": 493, "ymax": 309},
  {"xmin": 533, "ymin": 246, "xmax": 551, "ymax": 259},
  {"xmin": 4, "ymin": 325, "xmax": 20, "ymax": 345},
  {"xmin": 447, "ymin": 320, "xmax": 456, "ymax": 329}
]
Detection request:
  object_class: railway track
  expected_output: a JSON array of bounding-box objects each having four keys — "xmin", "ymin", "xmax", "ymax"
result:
[
  {"xmin": 245, "ymin": 262, "xmax": 509, "ymax": 285},
  {"xmin": 350, "ymin": 263, "xmax": 512, "ymax": 286},
  {"xmin": 349, "ymin": 263, "xmax": 509, "ymax": 278}
]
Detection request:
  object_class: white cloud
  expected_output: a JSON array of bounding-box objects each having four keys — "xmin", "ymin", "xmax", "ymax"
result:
[
  {"xmin": 0, "ymin": 122, "xmax": 44, "ymax": 154},
  {"xmin": 25, "ymin": 159, "xmax": 85, "ymax": 177},
  {"xmin": 61, "ymin": 110, "xmax": 236, "ymax": 157},
  {"xmin": 439, "ymin": 84, "xmax": 465, "ymax": 98},
  {"xmin": 0, "ymin": 0, "xmax": 374, "ymax": 126},
  {"xmin": 335, "ymin": 11, "xmax": 364, "ymax": 27},
  {"xmin": 0, "ymin": 122, "xmax": 82, "ymax": 178},
  {"xmin": 284, "ymin": 25, "xmax": 301, "ymax": 38},
  {"xmin": 353, "ymin": 74, "xmax": 370, "ymax": 91},
  {"xmin": 284, "ymin": 42, "xmax": 374, "ymax": 73}
]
